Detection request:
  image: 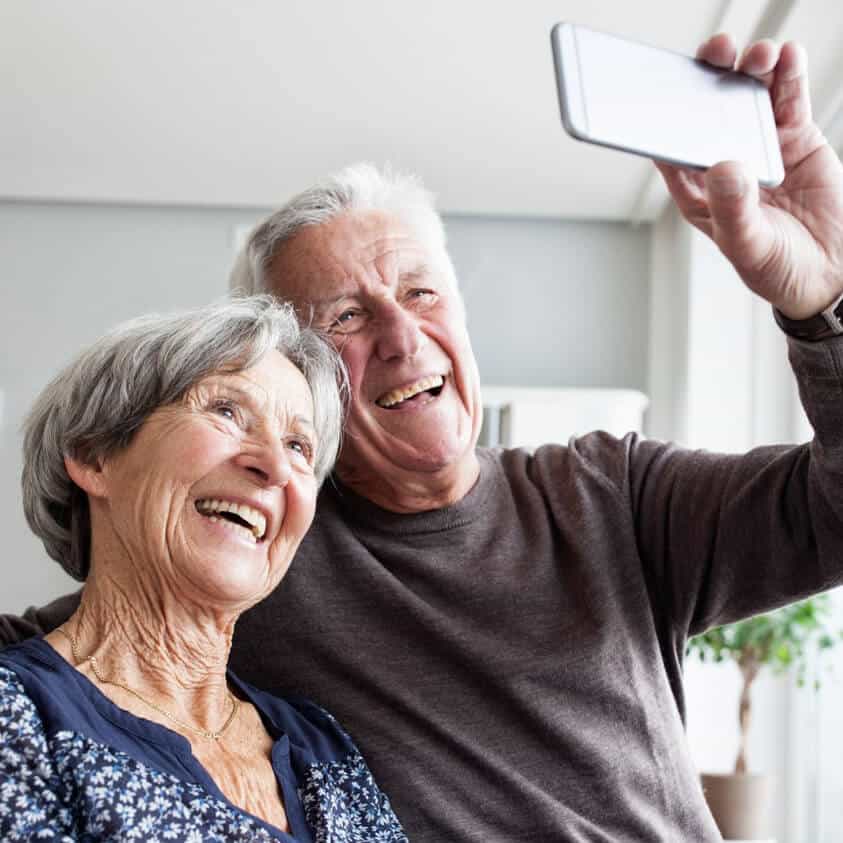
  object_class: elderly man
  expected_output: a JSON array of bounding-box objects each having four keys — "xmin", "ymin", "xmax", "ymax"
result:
[{"xmin": 6, "ymin": 35, "xmax": 843, "ymax": 842}]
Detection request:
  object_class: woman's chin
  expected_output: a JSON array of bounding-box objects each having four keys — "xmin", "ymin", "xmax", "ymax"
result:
[
  {"xmin": 172, "ymin": 514, "xmax": 283, "ymax": 610},
  {"xmin": 178, "ymin": 551, "xmax": 274, "ymax": 613},
  {"xmin": 191, "ymin": 570, "xmax": 272, "ymax": 614}
]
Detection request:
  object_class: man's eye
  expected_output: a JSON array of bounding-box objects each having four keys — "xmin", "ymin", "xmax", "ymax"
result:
[{"xmin": 407, "ymin": 289, "xmax": 437, "ymax": 306}]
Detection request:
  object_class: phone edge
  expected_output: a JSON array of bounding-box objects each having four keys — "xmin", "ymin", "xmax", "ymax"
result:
[
  {"xmin": 550, "ymin": 22, "xmax": 591, "ymax": 142},
  {"xmin": 754, "ymin": 85, "xmax": 785, "ymax": 188}
]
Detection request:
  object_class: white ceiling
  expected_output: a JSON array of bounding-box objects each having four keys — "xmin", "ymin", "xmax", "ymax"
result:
[{"xmin": 3, "ymin": 0, "xmax": 843, "ymax": 221}]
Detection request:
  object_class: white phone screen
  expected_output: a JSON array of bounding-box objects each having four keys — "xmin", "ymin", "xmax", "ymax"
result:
[{"xmin": 550, "ymin": 23, "xmax": 784, "ymax": 187}]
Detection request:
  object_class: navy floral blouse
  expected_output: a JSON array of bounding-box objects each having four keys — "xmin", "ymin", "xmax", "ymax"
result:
[{"xmin": 0, "ymin": 638, "xmax": 408, "ymax": 842}]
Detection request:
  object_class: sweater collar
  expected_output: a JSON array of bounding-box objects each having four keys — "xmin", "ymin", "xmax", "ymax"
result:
[{"xmin": 319, "ymin": 448, "xmax": 498, "ymax": 535}]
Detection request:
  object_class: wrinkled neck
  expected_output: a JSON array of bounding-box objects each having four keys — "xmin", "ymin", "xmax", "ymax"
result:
[{"xmin": 59, "ymin": 560, "xmax": 236, "ymax": 722}]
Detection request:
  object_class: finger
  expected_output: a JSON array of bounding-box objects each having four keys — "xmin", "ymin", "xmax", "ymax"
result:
[
  {"xmin": 703, "ymin": 161, "xmax": 769, "ymax": 269},
  {"xmin": 736, "ymin": 39, "xmax": 781, "ymax": 87},
  {"xmin": 654, "ymin": 162, "xmax": 713, "ymax": 238},
  {"xmin": 696, "ymin": 33, "xmax": 737, "ymax": 68},
  {"xmin": 770, "ymin": 41, "xmax": 813, "ymax": 129}
]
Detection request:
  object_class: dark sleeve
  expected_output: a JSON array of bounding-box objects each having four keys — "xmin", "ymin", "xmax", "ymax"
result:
[
  {"xmin": 629, "ymin": 333, "xmax": 843, "ymax": 642},
  {"xmin": 0, "ymin": 667, "xmax": 75, "ymax": 840},
  {"xmin": 0, "ymin": 591, "xmax": 81, "ymax": 649}
]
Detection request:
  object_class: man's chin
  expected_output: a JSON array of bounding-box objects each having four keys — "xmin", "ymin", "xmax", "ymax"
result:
[
  {"xmin": 338, "ymin": 429, "xmax": 478, "ymax": 479},
  {"xmin": 335, "ymin": 445, "xmax": 480, "ymax": 512}
]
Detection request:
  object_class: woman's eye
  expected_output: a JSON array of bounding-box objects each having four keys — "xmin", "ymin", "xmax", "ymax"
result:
[
  {"xmin": 329, "ymin": 309, "xmax": 364, "ymax": 334},
  {"xmin": 287, "ymin": 437, "xmax": 314, "ymax": 463},
  {"xmin": 211, "ymin": 400, "xmax": 238, "ymax": 421}
]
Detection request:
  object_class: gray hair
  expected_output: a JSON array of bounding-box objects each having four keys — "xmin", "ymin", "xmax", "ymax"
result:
[
  {"xmin": 230, "ymin": 162, "xmax": 448, "ymax": 295},
  {"xmin": 22, "ymin": 295, "xmax": 346, "ymax": 581}
]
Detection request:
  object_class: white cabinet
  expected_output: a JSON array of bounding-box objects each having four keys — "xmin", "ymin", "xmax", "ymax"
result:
[{"xmin": 481, "ymin": 385, "xmax": 649, "ymax": 449}]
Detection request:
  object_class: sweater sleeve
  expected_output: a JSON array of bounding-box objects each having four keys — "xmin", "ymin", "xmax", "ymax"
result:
[
  {"xmin": 0, "ymin": 667, "xmax": 75, "ymax": 841},
  {"xmin": 0, "ymin": 591, "xmax": 81, "ymax": 650},
  {"xmin": 629, "ymin": 333, "xmax": 843, "ymax": 642}
]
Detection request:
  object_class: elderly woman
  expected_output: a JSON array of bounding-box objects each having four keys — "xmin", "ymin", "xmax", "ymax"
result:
[{"xmin": 0, "ymin": 297, "xmax": 407, "ymax": 842}]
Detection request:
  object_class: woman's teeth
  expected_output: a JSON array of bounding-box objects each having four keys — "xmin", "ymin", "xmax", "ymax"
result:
[
  {"xmin": 376, "ymin": 375, "xmax": 444, "ymax": 408},
  {"xmin": 195, "ymin": 499, "xmax": 266, "ymax": 541}
]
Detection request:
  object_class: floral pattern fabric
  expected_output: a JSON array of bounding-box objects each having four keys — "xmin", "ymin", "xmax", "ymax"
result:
[{"xmin": 0, "ymin": 660, "xmax": 407, "ymax": 843}]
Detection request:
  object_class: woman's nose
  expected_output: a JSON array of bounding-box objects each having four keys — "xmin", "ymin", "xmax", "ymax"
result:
[
  {"xmin": 237, "ymin": 438, "xmax": 292, "ymax": 488},
  {"xmin": 375, "ymin": 305, "xmax": 427, "ymax": 361}
]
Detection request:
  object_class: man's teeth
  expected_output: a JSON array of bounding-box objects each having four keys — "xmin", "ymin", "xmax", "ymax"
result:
[
  {"xmin": 195, "ymin": 499, "xmax": 266, "ymax": 540},
  {"xmin": 377, "ymin": 375, "xmax": 444, "ymax": 408}
]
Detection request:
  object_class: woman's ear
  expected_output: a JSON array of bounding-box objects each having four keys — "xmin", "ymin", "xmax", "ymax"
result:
[{"xmin": 64, "ymin": 454, "xmax": 108, "ymax": 499}]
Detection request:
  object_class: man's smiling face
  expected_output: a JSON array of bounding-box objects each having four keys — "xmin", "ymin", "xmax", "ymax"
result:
[{"xmin": 267, "ymin": 209, "xmax": 482, "ymax": 505}]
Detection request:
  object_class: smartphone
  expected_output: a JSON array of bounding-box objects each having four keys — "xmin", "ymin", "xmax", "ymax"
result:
[{"xmin": 550, "ymin": 23, "xmax": 784, "ymax": 187}]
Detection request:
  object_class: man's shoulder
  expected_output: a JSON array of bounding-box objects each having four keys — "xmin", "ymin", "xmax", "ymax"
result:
[
  {"xmin": 0, "ymin": 591, "xmax": 81, "ymax": 650},
  {"xmin": 490, "ymin": 432, "xmax": 641, "ymax": 488}
]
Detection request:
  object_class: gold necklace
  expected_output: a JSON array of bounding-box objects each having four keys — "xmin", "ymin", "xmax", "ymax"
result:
[{"xmin": 56, "ymin": 624, "xmax": 240, "ymax": 742}]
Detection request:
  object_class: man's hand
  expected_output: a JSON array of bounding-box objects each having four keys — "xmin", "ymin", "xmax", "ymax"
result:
[{"xmin": 656, "ymin": 34, "xmax": 843, "ymax": 320}]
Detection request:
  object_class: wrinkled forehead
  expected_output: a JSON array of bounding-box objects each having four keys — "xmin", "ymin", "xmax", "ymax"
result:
[
  {"xmin": 199, "ymin": 348, "xmax": 312, "ymax": 404},
  {"xmin": 266, "ymin": 208, "xmax": 454, "ymax": 307}
]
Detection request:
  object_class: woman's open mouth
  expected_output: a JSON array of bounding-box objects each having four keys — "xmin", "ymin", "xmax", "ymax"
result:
[{"xmin": 195, "ymin": 499, "xmax": 267, "ymax": 542}]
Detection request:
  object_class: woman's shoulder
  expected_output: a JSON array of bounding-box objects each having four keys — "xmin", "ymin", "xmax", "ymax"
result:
[
  {"xmin": 0, "ymin": 658, "xmax": 38, "ymax": 710},
  {"xmin": 0, "ymin": 659, "xmax": 53, "ymax": 761},
  {"xmin": 0, "ymin": 637, "xmax": 86, "ymax": 731},
  {"xmin": 0, "ymin": 639, "xmax": 55, "ymax": 713}
]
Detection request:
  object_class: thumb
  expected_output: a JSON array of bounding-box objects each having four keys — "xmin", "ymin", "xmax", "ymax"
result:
[{"xmin": 704, "ymin": 161, "xmax": 769, "ymax": 271}]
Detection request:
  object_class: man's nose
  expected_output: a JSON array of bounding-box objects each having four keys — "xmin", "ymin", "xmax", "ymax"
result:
[
  {"xmin": 237, "ymin": 437, "xmax": 292, "ymax": 488},
  {"xmin": 375, "ymin": 304, "xmax": 427, "ymax": 361}
]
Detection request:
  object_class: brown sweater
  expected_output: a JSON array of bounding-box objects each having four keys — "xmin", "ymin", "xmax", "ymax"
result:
[{"xmin": 6, "ymin": 335, "xmax": 843, "ymax": 842}]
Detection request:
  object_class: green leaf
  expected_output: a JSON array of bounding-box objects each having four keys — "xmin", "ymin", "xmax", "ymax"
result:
[{"xmin": 686, "ymin": 596, "xmax": 841, "ymax": 686}]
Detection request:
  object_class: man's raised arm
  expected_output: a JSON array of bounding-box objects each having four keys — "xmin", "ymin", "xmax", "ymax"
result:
[{"xmin": 638, "ymin": 34, "xmax": 843, "ymax": 639}]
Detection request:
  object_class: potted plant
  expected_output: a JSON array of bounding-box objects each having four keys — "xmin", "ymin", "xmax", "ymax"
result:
[{"xmin": 686, "ymin": 595, "xmax": 841, "ymax": 840}]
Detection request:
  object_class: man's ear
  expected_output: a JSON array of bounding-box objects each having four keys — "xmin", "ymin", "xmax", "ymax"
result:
[{"xmin": 64, "ymin": 454, "xmax": 108, "ymax": 499}]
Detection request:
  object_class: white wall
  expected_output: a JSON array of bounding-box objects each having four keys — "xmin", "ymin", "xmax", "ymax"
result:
[
  {"xmin": 0, "ymin": 201, "xmax": 249, "ymax": 612},
  {"xmin": 0, "ymin": 200, "xmax": 651, "ymax": 614},
  {"xmin": 647, "ymin": 203, "xmax": 692, "ymax": 441},
  {"xmin": 811, "ymin": 589, "xmax": 843, "ymax": 842}
]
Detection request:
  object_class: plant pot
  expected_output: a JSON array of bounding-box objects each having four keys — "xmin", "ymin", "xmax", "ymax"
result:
[{"xmin": 700, "ymin": 772, "xmax": 772, "ymax": 840}]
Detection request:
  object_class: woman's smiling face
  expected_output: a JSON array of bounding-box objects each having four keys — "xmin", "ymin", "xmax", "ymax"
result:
[{"xmin": 79, "ymin": 349, "xmax": 319, "ymax": 613}]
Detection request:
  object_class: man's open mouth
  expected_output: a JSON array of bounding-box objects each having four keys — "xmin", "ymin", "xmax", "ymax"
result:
[
  {"xmin": 195, "ymin": 499, "xmax": 267, "ymax": 541},
  {"xmin": 376, "ymin": 375, "xmax": 445, "ymax": 409}
]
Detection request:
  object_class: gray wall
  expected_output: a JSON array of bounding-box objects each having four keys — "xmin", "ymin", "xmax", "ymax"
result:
[
  {"xmin": 0, "ymin": 201, "xmax": 650, "ymax": 613},
  {"xmin": 447, "ymin": 215, "xmax": 650, "ymax": 389}
]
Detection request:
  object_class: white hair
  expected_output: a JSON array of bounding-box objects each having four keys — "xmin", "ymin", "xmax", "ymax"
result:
[
  {"xmin": 22, "ymin": 295, "xmax": 346, "ymax": 581},
  {"xmin": 230, "ymin": 162, "xmax": 449, "ymax": 295}
]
